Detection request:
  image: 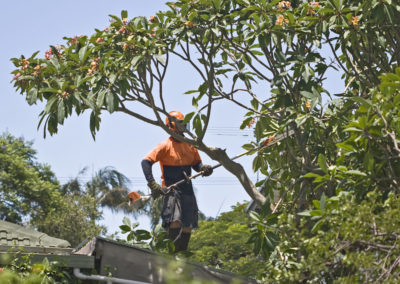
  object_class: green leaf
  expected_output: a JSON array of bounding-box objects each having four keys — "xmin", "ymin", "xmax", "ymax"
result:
[
  {"xmin": 183, "ymin": 112, "xmax": 195, "ymax": 124},
  {"xmin": 96, "ymin": 90, "xmax": 106, "ymax": 107},
  {"xmin": 27, "ymin": 88, "xmax": 38, "ymax": 105},
  {"xmin": 310, "ymin": 209, "xmax": 322, "ymax": 217},
  {"xmin": 240, "ymin": 117, "xmax": 253, "ymax": 130},
  {"xmin": 212, "ymin": 0, "xmax": 222, "ymax": 10},
  {"xmin": 57, "ymin": 100, "xmax": 65, "ymax": 123},
  {"xmin": 303, "ymin": 172, "xmax": 323, "ymax": 179},
  {"xmin": 349, "ymin": 97, "xmax": 372, "ymax": 107},
  {"xmin": 119, "ymin": 225, "xmax": 131, "ymax": 233},
  {"xmin": 320, "ymin": 193, "xmax": 326, "ymax": 210},
  {"xmin": 131, "ymin": 56, "xmax": 142, "ymax": 67},
  {"xmin": 336, "ymin": 142, "xmax": 354, "ymax": 152},
  {"xmin": 311, "ymin": 219, "xmax": 323, "ymax": 233},
  {"xmin": 134, "ymin": 229, "xmax": 152, "ymax": 241},
  {"xmin": 155, "ymin": 54, "xmax": 166, "ymax": 64},
  {"xmin": 193, "ymin": 114, "xmax": 202, "ymax": 136},
  {"xmin": 44, "ymin": 96, "xmax": 58, "ymax": 113},
  {"xmin": 249, "ymin": 211, "xmax": 260, "ymax": 222},
  {"xmin": 345, "ymin": 170, "xmax": 367, "ymax": 176},
  {"xmin": 123, "ymin": 216, "xmax": 131, "ymax": 227},
  {"xmin": 242, "ymin": 143, "xmax": 255, "ymax": 151},
  {"xmin": 344, "ymin": 127, "xmax": 363, "ymax": 132},
  {"xmin": 297, "ymin": 210, "xmax": 311, "ymax": 217},
  {"xmin": 79, "ymin": 46, "xmax": 89, "ymax": 63},
  {"xmin": 106, "ymin": 92, "xmax": 116, "ymax": 112},
  {"xmin": 184, "ymin": 90, "xmax": 199, "ymax": 95},
  {"xmin": 300, "ymin": 91, "xmax": 318, "ymax": 100},
  {"xmin": 89, "ymin": 111, "xmax": 101, "ymax": 140},
  {"xmin": 121, "ymin": 10, "xmax": 128, "ymax": 19},
  {"xmin": 49, "ymin": 58, "xmax": 60, "ymax": 71},
  {"xmin": 318, "ymin": 154, "xmax": 328, "ymax": 174},
  {"xmin": 109, "ymin": 73, "xmax": 117, "ymax": 85}
]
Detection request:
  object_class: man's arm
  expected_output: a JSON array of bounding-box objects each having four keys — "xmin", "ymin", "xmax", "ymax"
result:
[
  {"xmin": 141, "ymin": 159, "xmax": 164, "ymax": 199},
  {"xmin": 141, "ymin": 159, "xmax": 155, "ymax": 182},
  {"xmin": 192, "ymin": 162, "xmax": 213, "ymax": 177}
]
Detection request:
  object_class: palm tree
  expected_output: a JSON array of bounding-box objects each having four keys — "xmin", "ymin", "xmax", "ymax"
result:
[{"xmin": 61, "ymin": 166, "xmax": 149, "ymax": 226}]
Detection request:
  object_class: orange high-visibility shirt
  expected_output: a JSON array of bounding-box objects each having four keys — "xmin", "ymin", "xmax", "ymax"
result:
[{"xmin": 144, "ymin": 137, "xmax": 202, "ymax": 189}]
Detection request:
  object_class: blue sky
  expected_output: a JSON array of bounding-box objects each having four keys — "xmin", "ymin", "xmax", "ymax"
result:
[{"xmin": 0, "ymin": 0, "xmax": 261, "ymax": 234}]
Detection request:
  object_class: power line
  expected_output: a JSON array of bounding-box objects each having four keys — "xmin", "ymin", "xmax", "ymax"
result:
[{"xmin": 56, "ymin": 176, "xmax": 258, "ymax": 187}]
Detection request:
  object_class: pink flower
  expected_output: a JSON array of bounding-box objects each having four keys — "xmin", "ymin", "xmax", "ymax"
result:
[
  {"xmin": 13, "ymin": 72, "xmax": 21, "ymax": 81},
  {"xmin": 309, "ymin": 1, "xmax": 320, "ymax": 7},
  {"xmin": 45, "ymin": 48, "xmax": 53, "ymax": 60}
]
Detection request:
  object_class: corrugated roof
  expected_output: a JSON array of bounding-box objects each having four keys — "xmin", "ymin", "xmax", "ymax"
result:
[{"xmin": 0, "ymin": 220, "xmax": 71, "ymax": 249}]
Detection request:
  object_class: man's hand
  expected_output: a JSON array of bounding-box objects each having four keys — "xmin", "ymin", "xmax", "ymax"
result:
[
  {"xmin": 200, "ymin": 164, "xmax": 213, "ymax": 177},
  {"xmin": 147, "ymin": 180, "xmax": 165, "ymax": 199}
]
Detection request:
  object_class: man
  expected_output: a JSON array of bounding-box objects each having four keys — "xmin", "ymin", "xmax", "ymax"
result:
[{"xmin": 141, "ymin": 111, "xmax": 212, "ymax": 252}]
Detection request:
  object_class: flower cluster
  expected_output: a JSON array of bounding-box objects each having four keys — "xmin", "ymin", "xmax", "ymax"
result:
[
  {"xmin": 87, "ymin": 57, "xmax": 99, "ymax": 75},
  {"xmin": 277, "ymin": 1, "xmax": 291, "ymax": 11},
  {"xmin": 247, "ymin": 118, "xmax": 256, "ymax": 128},
  {"xmin": 70, "ymin": 35, "xmax": 84, "ymax": 45},
  {"xmin": 13, "ymin": 73, "xmax": 21, "ymax": 81},
  {"xmin": 184, "ymin": 21, "xmax": 194, "ymax": 28},
  {"xmin": 61, "ymin": 91, "xmax": 70, "ymax": 99},
  {"xmin": 33, "ymin": 64, "xmax": 41, "ymax": 77},
  {"xmin": 309, "ymin": 1, "xmax": 320, "ymax": 7},
  {"xmin": 308, "ymin": 2, "xmax": 320, "ymax": 15},
  {"xmin": 276, "ymin": 15, "xmax": 289, "ymax": 26},
  {"xmin": 45, "ymin": 49, "xmax": 53, "ymax": 60},
  {"xmin": 351, "ymin": 16, "xmax": 359, "ymax": 26},
  {"xmin": 20, "ymin": 59, "xmax": 30, "ymax": 70},
  {"xmin": 117, "ymin": 26, "xmax": 127, "ymax": 34},
  {"xmin": 44, "ymin": 46, "xmax": 63, "ymax": 60}
]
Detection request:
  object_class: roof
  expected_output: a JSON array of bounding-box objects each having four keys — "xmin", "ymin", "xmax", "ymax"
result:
[
  {"xmin": 0, "ymin": 220, "xmax": 71, "ymax": 249},
  {"xmin": 76, "ymin": 236, "xmax": 257, "ymax": 284},
  {"xmin": 0, "ymin": 220, "xmax": 94, "ymax": 269}
]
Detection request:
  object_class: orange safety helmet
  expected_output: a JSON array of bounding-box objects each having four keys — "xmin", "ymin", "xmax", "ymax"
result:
[{"xmin": 165, "ymin": 110, "xmax": 188, "ymax": 132}]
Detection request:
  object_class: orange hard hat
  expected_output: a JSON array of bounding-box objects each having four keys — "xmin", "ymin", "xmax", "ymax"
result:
[{"xmin": 165, "ymin": 111, "xmax": 185, "ymax": 131}]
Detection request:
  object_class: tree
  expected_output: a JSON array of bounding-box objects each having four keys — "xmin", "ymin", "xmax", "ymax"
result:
[
  {"xmin": 0, "ymin": 132, "xmax": 122, "ymax": 247},
  {"xmin": 46, "ymin": 166, "xmax": 140, "ymax": 246},
  {"xmin": 189, "ymin": 203, "xmax": 265, "ymax": 278},
  {"xmin": 10, "ymin": 0, "xmax": 400, "ymax": 281},
  {"xmin": 64, "ymin": 166, "xmax": 133, "ymax": 223},
  {"xmin": 0, "ymin": 132, "xmax": 60, "ymax": 224}
]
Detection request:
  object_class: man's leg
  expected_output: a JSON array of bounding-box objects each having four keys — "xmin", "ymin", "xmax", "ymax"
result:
[
  {"xmin": 177, "ymin": 227, "xmax": 192, "ymax": 252},
  {"xmin": 168, "ymin": 221, "xmax": 192, "ymax": 252},
  {"xmin": 168, "ymin": 221, "xmax": 181, "ymax": 243}
]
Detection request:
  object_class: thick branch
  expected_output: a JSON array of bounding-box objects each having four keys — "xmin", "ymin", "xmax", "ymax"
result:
[{"xmin": 197, "ymin": 142, "xmax": 266, "ymax": 206}]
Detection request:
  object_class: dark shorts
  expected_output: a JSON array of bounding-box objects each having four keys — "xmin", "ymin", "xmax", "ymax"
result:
[{"xmin": 161, "ymin": 190, "xmax": 198, "ymax": 229}]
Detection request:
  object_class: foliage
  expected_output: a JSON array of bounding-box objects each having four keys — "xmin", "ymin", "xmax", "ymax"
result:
[
  {"xmin": 0, "ymin": 133, "xmax": 60, "ymax": 224},
  {"xmin": 251, "ymin": 190, "xmax": 400, "ymax": 283},
  {"xmin": 0, "ymin": 252, "xmax": 72, "ymax": 283},
  {"xmin": 33, "ymin": 193, "xmax": 105, "ymax": 248},
  {"xmin": 189, "ymin": 203, "xmax": 264, "ymax": 277},
  {"xmin": 118, "ymin": 216, "xmax": 175, "ymax": 253},
  {"xmin": 36, "ymin": 165, "xmax": 137, "ymax": 247}
]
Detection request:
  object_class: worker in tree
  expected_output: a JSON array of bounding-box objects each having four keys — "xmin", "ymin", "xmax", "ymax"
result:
[{"xmin": 141, "ymin": 111, "xmax": 213, "ymax": 252}]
